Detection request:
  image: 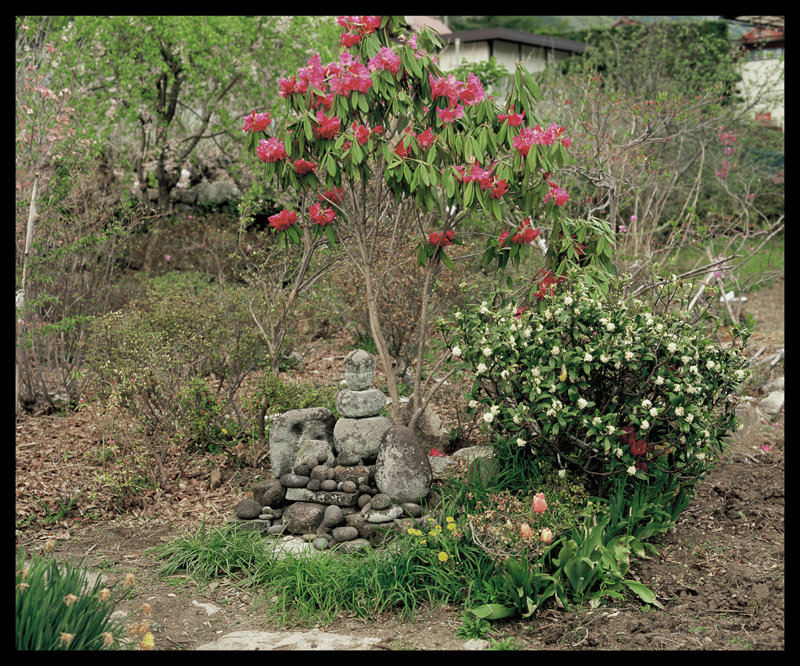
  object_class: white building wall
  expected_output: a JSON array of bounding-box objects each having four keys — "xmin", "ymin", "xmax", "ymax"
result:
[{"xmin": 739, "ymin": 56, "xmax": 784, "ymax": 129}]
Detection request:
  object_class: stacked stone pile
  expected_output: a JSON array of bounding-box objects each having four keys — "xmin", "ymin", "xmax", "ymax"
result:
[{"xmin": 226, "ymin": 350, "xmax": 440, "ymax": 553}]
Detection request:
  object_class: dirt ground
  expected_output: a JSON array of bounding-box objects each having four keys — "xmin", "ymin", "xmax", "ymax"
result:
[{"xmin": 15, "ymin": 278, "xmax": 784, "ymax": 651}]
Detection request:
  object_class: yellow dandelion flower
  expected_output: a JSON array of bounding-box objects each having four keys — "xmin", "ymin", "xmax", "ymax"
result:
[
  {"xmin": 446, "ymin": 516, "xmax": 454, "ymax": 523},
  {"xmin": 63, "ymin": 593, "xmax": 79, "ymax": 607},
  {"xmin": 447, "ymin": 522, "xmax": 457, "ymax": 531},
  {"xmin": 140, "ymin": 631, "xmax": 155, "ymax": 650},
  {"xmin": 438, "ymin": 551, "xmax": 449, "ymax": 562},
  {"xmin": 59, "ymin": 632, "xmax": 74, "ymax": 647},
  {"xmin": 435, "ymin": 524, "xmax": 442, "ymax": 532},
  {"xmin": 429, "ymin": 530, "xmax": 438, "ymax": 538},
  {"xmin": 420, "ymin": 540, "xmax": 427, "ymax": 546}
]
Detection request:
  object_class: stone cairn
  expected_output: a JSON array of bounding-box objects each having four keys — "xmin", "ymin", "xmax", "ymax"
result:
[{"xmin": 227, "ymin": 350, "xmax": 442, "ymax": 554}]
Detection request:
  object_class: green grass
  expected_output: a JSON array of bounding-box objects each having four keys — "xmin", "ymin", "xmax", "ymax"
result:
[{"xmin": 147, "ymin": 508, "xmax": 499, "ymax": 627}]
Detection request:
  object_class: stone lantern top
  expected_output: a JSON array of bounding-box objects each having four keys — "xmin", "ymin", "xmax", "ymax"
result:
[{"xmin": 343, "ymin": 349, "xmax": 376, "ymax": 391}]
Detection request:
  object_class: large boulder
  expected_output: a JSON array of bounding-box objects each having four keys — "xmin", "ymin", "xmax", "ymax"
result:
[
  {"xmin": 333, "ymin": 415, "xmax": 393, "ymax": 463},
  {"xmin": 374, "ymin": 425, "xmax": 432, "ymax": 504},
  {"xmin": 399, "ymin": 397, "xmax": 450, "ymax": 452},
  {"xmin": 251, "ymin": 477, "xmax": 286, "ymax": 509},
  {"xmin": 194, "ymin": 180, "xmax": 242, "ymax": 208},
  {"xmin": 269, "ymin": 408, "xmax": 335, "ymax": 478}
]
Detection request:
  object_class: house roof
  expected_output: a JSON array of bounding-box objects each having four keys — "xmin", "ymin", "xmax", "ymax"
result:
[
  {"xmin": 405, "ymin": 16, "xmax": 452, "ymax": 36},
  {"xmin": 720, "ymin": 15, "xmax": 784, "ymax": 30},
  {"xmin": 438, "ymin": 27, "xmax": 589, "ymax": 55}
]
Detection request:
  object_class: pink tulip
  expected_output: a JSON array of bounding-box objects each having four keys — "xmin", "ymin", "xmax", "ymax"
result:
[
  {"xmin": 520, "ymin": 523, "xmax": 532, "ymax": 539},
  {"xmin": 532, "ymin": 492, "xmax": 548, "ymax": 513},
  {"xmin": 541, "ymin": 528, "xmax": 553, "ymax": 544}
]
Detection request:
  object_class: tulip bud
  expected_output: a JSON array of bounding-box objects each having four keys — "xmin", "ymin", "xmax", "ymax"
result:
[
  {"xmin": 541, "ymin": 528, "xmax": 553, "ymax": 544},
  {"xmin": 520, "ymin": 523, "xmax": 532, "ymax": 539},
  {"xmin": 532, "ymin": 492, "xmax": 548, "ymax": 513},
  {"xmin": 559, "ymin": 364, "xmax": 567, "ymax": 382}
]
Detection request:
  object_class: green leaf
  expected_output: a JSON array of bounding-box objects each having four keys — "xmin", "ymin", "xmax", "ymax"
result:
[
  {"xmin": 326, "ymin": 153, "xmax": 338, "ymax": 177},
  {"xmin": 440, "ymin": 249, "xmax": 457, "ymax": 271},
  {"xmin": 622, "ymin": 580, "xmax": 664, "ymax": 609},
  {"xmin": 325, "ymin": 224, "xmax": 337, "ymax": 247},
  {"xmin": 417, "ymin": 242, "xmax": 427, "ymax": 267},
  {"xmin": 303, "ymin": 116, "xmax": 313, "ymax": 141},
  {"xmin": 469, "ymin": 604, "xmax": 518, "ymax": 621}
]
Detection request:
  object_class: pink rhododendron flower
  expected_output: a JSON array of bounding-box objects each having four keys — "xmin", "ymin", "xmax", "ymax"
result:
[
  {"xmin": 416, "ymin": 127, "xmax": 437, "ymax": 148},
  {"xmin": 394, "ymin": 139, "xmax": 409, "ymax": 158},
  {"xmin": 318, "ymin": 186, "xmax": 345, "ymax": 205},
  {"xmin": 352, "ymin": 122, "xmax": 372, "ymax": 146},
  {"xmin": 498, "ymin": 229, "xmax": 510, "ymax": 246},
  {"xmin": 429, "ymin": 448, "xmax": 444, "ymax": 457},
  {"xmin": 437, "ymin": 103, "xmax": 464, "ymax": 124},
  {"xmin": 544, "ymin": 182, "xmax": 570, "ymax": 207},
  {"xmin": 340, "ymin": 32, "xmax": 362, "ymax": 48},
  {"xmin": 532, "ymin": 493, "xmax": 548, "ymax": 513},
  {"xmin": 312, "ymin": 111, "xmax": 341, "ymax": 140},
  {"xmin": 278, "ymin": 77, "xmax": 296, "ymax": 98},
  {"xmin": 241, "ymin": 110, "xmax": 272, "ymax": 133},
  {"xmin": 512, "ymin": 128, "xmax": 534, "ymax": 157},
  {"xmin": 268, "ymin": 209, "xmax": 297, "ymax": 232},
  {"xmin": 520, "ymin": 523, "xmax": 533, "ymax": 539},
  {"xmin": 491, "ymin": 178, "xmax": 509, "ymax": 199},
  {"xmin": 429, "ymin": 74, "xmax": 463, "ymax": 105},
  {"xmin": 164, "ymin": 254, "xmax": 171, "ymax": 262},
  {"xmin": 369, "ymin": 46, "xmax": 401, "ymax": 75},
  {"xmin": 618, "ymin": 225, "xmax": 627, "ymax": 233},
  {"xmin": 464, "ymin": 164, "xmax": 494, "ymax": 189},
  {"xmin": 511, "ymin": 218, "xmax": 540, "ymax": 244},
  {"xmin": 631, "ymin": 214, "xmax": 638, "ymax": 223},
  {"xmin": 761, "ymin": 444, "xmax": 772, "ymax": 452},
  {"xmin": 256, "ymin": 137, "xmax": 287, "ymax": 163},
  {"xmin": 459, "ymin": 73, "xmax": 486, "ymax": 106},
  {"xmin": 514, "ymin": 306, "xmax": 527, "ymax": 319},
  {"xmin": 497, "ymin": 109, "xmax": 525, "ymax": 126},
  {"xmin": 428, "ymin": 230, "xmax": 454, "ymax": 247},
  {"xmin": 541, "ymin": 528, "xmax": 553, "ymax": 544},
  {"xmin": 293, "ymin": 159, "xmax": 316, "ymax": 175},
  {"xmin": 309, "ymin": 202, "xmax": 335, "ymax": 226}
]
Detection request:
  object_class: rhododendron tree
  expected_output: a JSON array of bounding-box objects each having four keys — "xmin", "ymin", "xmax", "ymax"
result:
[{"xmin": 242, "ymin": 15, "xmax": 588, "ymax": 427}]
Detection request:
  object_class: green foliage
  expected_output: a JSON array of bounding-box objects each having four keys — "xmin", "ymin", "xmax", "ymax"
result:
[
  {"xmin": 446, "ymin": 269, "xmax": 750, "ymax": 510},
  {"xmin": 445, "ymin": 57, "xmax": 511, "ymax": 94},
  {"xmin": 557, "ymin": 19, "xmax": 740, "ymax": 101},
  {"xmin": 456, "ymin": 611, "xmax": 493, "ymax": 640},
  {"xmin": 16, "ymin": 549, "xmax": 131, "ymax": 650},
  {"xmin": 83, "ymin": 272, "xmax": 265, "ymax": 459}
]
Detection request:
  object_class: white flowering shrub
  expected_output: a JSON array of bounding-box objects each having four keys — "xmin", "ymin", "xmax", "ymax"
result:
[{"xmin": 442, "ymin": 271, "xmax": 751, "ymax": 511}]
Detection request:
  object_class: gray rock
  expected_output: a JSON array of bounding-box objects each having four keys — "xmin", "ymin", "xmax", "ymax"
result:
[
  {"xmin": 281, "ymin": 502, "xmax": 326, "ymax": 535},
  {"xmin": 341, "ymin": 480, "xmax": 357, "ymax": 494},
  {"xmin": 335, "ymin": 538, "xmax": 373, "ymax": 554},
  {"xmin": 400, "ymin": 503, "xmax": 424, "ymax": 518},
  {"xmin": 320, "ymin": 480, "xmax": 338, "ymax": 491},
  {"xmin": 332, "ymin": 526, "xmax": 359, "ymax": 542},
  {"xmin": 285, "ymin": 488, "xmax": 314, "ymax": 502},
  {"xmin": 267, "ymin": 524, "xmax": 288, "ymax": 535},
  {"xmin": 366, "ymin": 505, "xmax": 404, "ymax": 523},
  {"xmin": 194, "ymin": 180, "xmax": 242, "ymax": 208},
  {"xmin": 269, "ymin": 409, "xmax": 335, "ymax": 478},
  {"xmin": 293, "ymin": 464, "xmax": 311, "ymax": 476},
  {"xmin": 280, "ymin": 473, "xmax": 311, "ymax": 488},
  {"xmin": 399, "ymin": 397, "xmax": 450, "ymax": 451},
  {"xmin": 336, "ymin": 388, "xmax": 387, "ymax": 418},
  {"xmin": 759, "ymin": 390, "xmax": 784, "ymax": 416},
  {"xmin": 310, "ymin": 490, "xmax": 359, "ymax": 507},
  {"xmin": 344, "ymin": 513, "xmax": 394, "ymax": 545},
  {"xmin": 304, "ymin": 456, "xmax": 319, "ymax": 470},
  {"xmin": 235, "ymin": 498, "xmax": 262, "ymax": 520},
  {"xmin": 467, "ymin": 457, "xmax": 501, "ymax": 486},
  {"xmin": 310, "ymin": 465, "xmax": 329, "ymax": 482},
  {"xmin": 370, "ymin": 493, "xmax": 392, "ymax": 511},
  {"xmin": 333, "ymin": 465, "xmax": 371, "ymax": 486},
  {"xmin": 312, "ymin": 537, "xmax": 330, "ymax": 551},
  {"xmin": 343, "ymin": 349, "xmax": 376, "ymax": 391},
  {"xmin": 333, "ymin": 415, "xmax": 393, "ymax": 463},
  {"xmin": 323, "ymin": 504, "xmax": 344, "ymax": 528},
  {"xmin": 374, "ymin": 425, "xmax": 432, "ymax": 504},
  {"xmin": 357, "ymin": 494, "xmax": 372, "ymax": 509},
  {"xmin": 306, "ymin": 479, "xmax": 321, "ymax": 492},
  {"xmin": 336, "ymin": 451, "xmax": 362, "ymax": 467},
  {"xmin": 451, "ymin": 445, "xmax": 495, "ymax": 462},
  {"xmin": 252, "ymin": 478, "xmax": 286, "ymax": 509}
]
